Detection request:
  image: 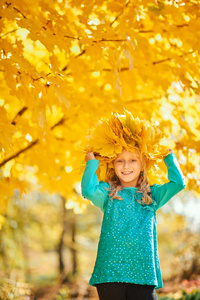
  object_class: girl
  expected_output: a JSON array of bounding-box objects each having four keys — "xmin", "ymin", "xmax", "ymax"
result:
[{"xmin": 81, "ymin": 112, "xmax": 185, "ymax": 300}]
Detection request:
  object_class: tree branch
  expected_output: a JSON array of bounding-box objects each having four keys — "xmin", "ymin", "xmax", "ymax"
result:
[
  {"xmin": 126, "ymin": 96, "xmax": 161, "ymax": 103},
  {"xmin": 110, "ymin": 1, "xmax": 131, "ymax": 27},
  {"xmin": 0, "ymin": 29, "xmax": 18, "ymax": 38},
  {"xmin": 64, "ymin": 48, "xmax": 195, "ymax": 75},
  {"xmin": 62, "ymin": 50, "xmax": 86, "ymax": 71},
  {"xmin": 51, "ymin": 117, "xmax": 67, "ymax": 130},
  {"xmin": 138, "ymin": 30, "xmax": 153, "ymax": 33},
  {"xmin": 0, "ymin": 139, "xmax": 39, "ymax": 168},
  {"xmin": 153, "ymin": 58, "xmax": 171, "ymax": 65},
  {"xmin": 12, "ymin": 107, "xmax": 28, "ymax": 125},
  {"xmin": 175, "ymin": 24, "xmax": 189, "ymax": 28},
  {"xmin": 102, "ymin": 67, "xmax": 129, "ymax": 72},
  {"xmin": 5, "ymin": 2, "xmax": 12, "ymax": 7},
  {"xmin": 153, "ymin": 50, "xmax": 194, "ymax": 65},
  {"xmin": 13, "ymin": 7, "xmax": 27, "ymax": 19},
  {"xmin": 0, "ymin": 116, "xmax": 67, "ymax": 167},
  {"xmin": 75, "ymin": 49, "xmax": 86, "ymax": 58},
  {"xmin": 92, "ymin": 38, "xmax": 126, "ymax": 43},
  {"xmin": 64, "ymin": 35, "xmax": 80, "ymax": 40}
]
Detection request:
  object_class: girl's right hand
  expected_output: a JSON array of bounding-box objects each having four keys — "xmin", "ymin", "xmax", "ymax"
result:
[
  {"xmin": 85, "ymin": 152, "xmax": 96, "ymax": 162},
  {"xmin": 168, "ymin": 148, "xmax": 174, "ymax": 154}
]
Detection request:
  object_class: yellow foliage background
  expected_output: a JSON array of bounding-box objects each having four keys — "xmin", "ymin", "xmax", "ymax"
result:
[{"xmin": 0, "ymin": 0, "xmax": 200, "ymax": 216}]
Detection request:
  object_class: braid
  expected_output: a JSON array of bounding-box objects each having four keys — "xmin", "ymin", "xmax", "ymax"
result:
[
  {"xmin": 135, "ymin": 161, "xmax": 152, "ymax": 205},
  {"xmin": 108, "ymin": 172, "xmax": 123, "ymax": 200}
]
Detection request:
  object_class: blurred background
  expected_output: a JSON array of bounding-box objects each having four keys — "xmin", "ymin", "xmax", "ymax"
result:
[
  {"xmin": 0, "ymin": 188, "xmax": 200, "ymax": 299},
  {"xmin": 1, "ymin": 0, "xmax": 200, "ymax": 299}
]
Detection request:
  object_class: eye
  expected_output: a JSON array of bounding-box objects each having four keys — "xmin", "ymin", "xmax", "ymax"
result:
[{"xmin": 131, "ymin": 159, "xmax": 136, "ymax": 162}]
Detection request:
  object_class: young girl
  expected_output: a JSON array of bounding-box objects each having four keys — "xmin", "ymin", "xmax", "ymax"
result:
[{"xmin": 81, "ymin": 112, "xmax": 185, "ymax": 300}]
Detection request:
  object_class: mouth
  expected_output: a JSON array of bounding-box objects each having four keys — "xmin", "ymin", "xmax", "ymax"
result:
[{"xmin": 121, "ymin": 171, "xmax": 133, "ymax": 175}]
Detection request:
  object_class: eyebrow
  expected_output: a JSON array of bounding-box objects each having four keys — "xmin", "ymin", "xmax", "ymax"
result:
[{"xmin": 116, "ymin": 156, "xmax": 139, "ymax": 160}]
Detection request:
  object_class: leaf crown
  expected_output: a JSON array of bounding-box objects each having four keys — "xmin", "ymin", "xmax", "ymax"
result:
[{"xmin": 84, "ymin": 110, "xmax": 169, "ymax": 182}]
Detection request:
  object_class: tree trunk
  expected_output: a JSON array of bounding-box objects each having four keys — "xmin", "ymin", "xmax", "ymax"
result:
[
  {"xmin": 71, "ymin": 212, "xmax": 77, "ymax": 275},
  {"xmin": 58, "ymin": 196, "xmax": 66, "ymax": 274},
  {"xmin": 58, "ymin": 197, "xmax": 78, "ymax": 277}
]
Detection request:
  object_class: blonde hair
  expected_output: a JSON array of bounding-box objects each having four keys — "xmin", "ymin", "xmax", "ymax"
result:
[{"xmin": 107, "ymin": 149, "xmax": 152, "ymax": 205}]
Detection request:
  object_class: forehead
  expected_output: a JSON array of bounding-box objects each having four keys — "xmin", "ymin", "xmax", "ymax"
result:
[{"xmin": 116, "ymin": 149, "xmax": 140, "ymax": 159}]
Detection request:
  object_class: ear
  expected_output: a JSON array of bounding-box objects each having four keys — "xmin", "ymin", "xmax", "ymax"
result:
[{"xmin": 141, "ymin": 161, "xmax": 145, "ymax": 171}]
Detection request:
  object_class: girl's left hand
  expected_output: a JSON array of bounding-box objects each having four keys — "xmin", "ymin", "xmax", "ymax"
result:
[{"xmin": 164, "ymin": 149, "xmax": 174, "ymax": 158}]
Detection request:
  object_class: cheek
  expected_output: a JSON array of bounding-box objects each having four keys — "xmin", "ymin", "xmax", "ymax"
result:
[
  {"xmin": 114, "ymin": 164, "xmax": 121, "ymax": 174},
  {"xmin": 134, "ymin": 162, "xmax": 142, "ymax": 170},
  {"xmin": 114, "ymin": 165, "xmax": 118, "ymax": 173}
]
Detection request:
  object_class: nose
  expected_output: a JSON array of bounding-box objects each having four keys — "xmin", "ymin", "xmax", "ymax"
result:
[{"xmin": 124, "ymin": 161, "xmax": 130, "ymax": 168}]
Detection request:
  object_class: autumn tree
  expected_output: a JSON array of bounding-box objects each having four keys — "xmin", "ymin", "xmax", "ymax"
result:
[{"xmin": 0, "ymin": 0, "xmax": 200, "ymax": 221}]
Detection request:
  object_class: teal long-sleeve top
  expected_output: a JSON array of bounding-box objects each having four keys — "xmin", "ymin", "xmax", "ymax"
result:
[{"xmin": 81, "ymin": 153, "xmax": 185, "ymax": 289}]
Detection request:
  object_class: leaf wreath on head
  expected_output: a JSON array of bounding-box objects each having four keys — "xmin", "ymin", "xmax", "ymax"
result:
[{"xmin": 84, "ymin": 110, "xmax": 169, "ymax": 182}]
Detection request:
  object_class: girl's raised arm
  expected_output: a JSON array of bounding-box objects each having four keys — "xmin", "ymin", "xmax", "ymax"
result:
[
  {"xmin": 152, "ymin": 150, "xmax": 186, "ymax": 210},
  {"xmin": 81, "ymin": 152, "xmax": 109, "ymax": 212}
]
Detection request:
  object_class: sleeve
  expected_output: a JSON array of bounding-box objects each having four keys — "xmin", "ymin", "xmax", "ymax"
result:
[
  {"xmin": 81, "ymin": 159, "xmax": 109, "ymax": 212},
  {"xmin": 151, "ymin": 153, "xmax": 186, "ymax": 210}
]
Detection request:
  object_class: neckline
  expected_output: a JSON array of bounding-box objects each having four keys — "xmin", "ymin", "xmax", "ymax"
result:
[{"xmin": 122, "ymin": 186, "xmax": 138, "ymax": 189}]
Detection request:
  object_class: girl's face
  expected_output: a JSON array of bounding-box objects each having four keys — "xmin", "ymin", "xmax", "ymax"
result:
[{"xmin": 113, "ymin": 149, "xmax": 143, "ymax": 188}]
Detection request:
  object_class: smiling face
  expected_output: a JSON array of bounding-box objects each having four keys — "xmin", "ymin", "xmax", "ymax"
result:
[{"xmin": 113, "ymin": 148, "xmax": 143, "ymax": 188}]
